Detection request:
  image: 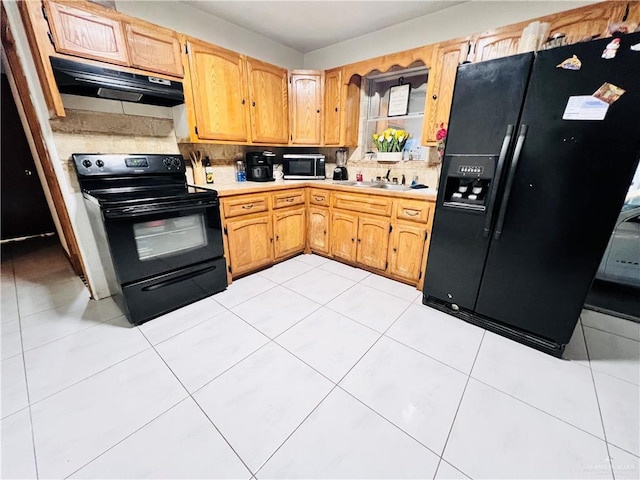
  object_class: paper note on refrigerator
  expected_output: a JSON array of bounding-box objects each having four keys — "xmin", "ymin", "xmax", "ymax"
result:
[{"xmin": 562, "ymin": 95, "xmax": 609, "ymax": 120}]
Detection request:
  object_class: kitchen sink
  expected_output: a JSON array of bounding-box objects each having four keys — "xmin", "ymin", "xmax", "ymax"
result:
[{"xmin": 333, "ymin": 180, "xmax": 412, "ymax": 191}]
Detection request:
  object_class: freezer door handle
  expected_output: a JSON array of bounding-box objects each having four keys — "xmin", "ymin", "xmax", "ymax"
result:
[
  {"xmin": 484, "ymin": 124, "xmax": 514, "ymax": 238},
  {"xmin": 494, "ymin": 124, "xmax": 528, "ymax": 240}
]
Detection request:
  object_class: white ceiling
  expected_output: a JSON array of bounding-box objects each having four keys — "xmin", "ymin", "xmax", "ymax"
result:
[{"xmin": 181, "ymin": 1, "xmax": 465, "ymax": 53}]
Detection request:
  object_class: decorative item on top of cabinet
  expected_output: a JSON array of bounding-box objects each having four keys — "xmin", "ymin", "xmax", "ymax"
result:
[
  {"xmin": 123, "ymin": 22, "xmax": 183, "ymax": 77},
  {"xmin": 423, "ymin": 38, "xmax": 470, "ymax": 145},
  {"xmin": 289, "ymin": 70, "xmax": 323, "ymax": 145},
  {"xmin": 44, "ymin": 0, "xmax": 130, "ymax": 66},
  {"xmin": 545, "ymin": 2, "xmax": 620, "ymax": 44},
  {"xmin": 186, "ymin": 39, "xmax": 250, "ymax": 142},
  {"xmin": 323, "ymin": 67, "xmax": 361, "ymax": 146},
  {"xmin": 246, "ymin": 57, "xmax": 289, "ymax": 144}
]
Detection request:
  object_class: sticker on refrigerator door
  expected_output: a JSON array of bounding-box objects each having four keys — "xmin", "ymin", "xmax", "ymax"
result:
[
  {"xmin": 556, "ymin": 55, "xmax": 582, "ymax": 70},
  {"xmin": 593, "ymin": 82, "xmax": 625, "ymax": 105},
  {"xmin": 631, "ymin": 43, "xmax": 640, "ymax": 51},
  {"xmin": 562, "ymin": 96, "xmax": 608, "ymax": 120},
  {"xmin": 601, "ymin": 38, "xmax": 620, "ymax": 59}
]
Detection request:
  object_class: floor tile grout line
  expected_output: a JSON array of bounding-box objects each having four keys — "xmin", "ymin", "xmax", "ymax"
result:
[
  {"xmin": 253, "ymin": 383, "xmax": 340, "ymax": 476},
  {"xmin": 18, "ymin": 312, "xmax": 128, "ymax": 355},
  {"xmin": 137, "ymin": 330, "xmax": 257, "ymax": 478},
  {"xmin": 62, "ymin": 395, "xmax": 190, "ymax": 480},
  {"xmin": 335, "ymin": 382, "xmax": 442, "ymax": 459},
  {"xmin": 9, "ymin": 246, "xmax": 41, "ymax": 480},
  {"xmin": 581, "ymin": 316, "xmax": 616, "ymax": 480},
  {"xmin": 22, "ymin": 346, "xmax": 156, "ymax": 409},
  {"xmin": 432, "ymin": 329, "xmax": 486, "ymax": 480},
  {"xmin": 582, "ymin": 323, "xmax": 640, "ymax": 344}
]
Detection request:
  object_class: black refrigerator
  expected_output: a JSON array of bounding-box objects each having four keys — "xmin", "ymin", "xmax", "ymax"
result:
[{"xmin": 423, "ymin": 33, "xmax": 640, "ymax": 357}]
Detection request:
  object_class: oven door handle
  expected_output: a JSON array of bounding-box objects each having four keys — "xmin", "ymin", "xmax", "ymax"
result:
[
  {"xmin": 141, "ymin": 265, "xmax": 217, "ymax": 292},
  {"xmin": 103, "ymin": 201, "xmax": 218, "ymax": 219}
]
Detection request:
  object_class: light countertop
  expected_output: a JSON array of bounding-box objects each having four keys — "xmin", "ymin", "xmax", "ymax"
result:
[{"xmin": 193, "ymin": 179, "xmax": 437, "ymax": 201}]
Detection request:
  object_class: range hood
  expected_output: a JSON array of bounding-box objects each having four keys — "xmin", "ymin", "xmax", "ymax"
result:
[{"xmin": 50, "ymin": 57, "xmax": 184, "ymax": 107}]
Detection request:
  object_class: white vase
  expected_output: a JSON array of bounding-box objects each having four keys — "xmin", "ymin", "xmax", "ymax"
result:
[{"xmin": 376, "ymin": 151, "xmax": 403, "ymax": 162}]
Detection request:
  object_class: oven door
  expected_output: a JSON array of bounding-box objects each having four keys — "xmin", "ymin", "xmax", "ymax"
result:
[{"xmin": 102, "ymin": 201, "xmax": 224, "ymax": 285}]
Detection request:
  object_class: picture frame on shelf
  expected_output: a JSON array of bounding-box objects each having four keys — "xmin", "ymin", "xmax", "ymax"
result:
[{"xmin": 388, "ymin": 84, "xmax": 411, "ymax": 117}]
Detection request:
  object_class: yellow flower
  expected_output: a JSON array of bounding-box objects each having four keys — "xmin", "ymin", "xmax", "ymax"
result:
[{"xmin": 373, "ymin": 133, "xmax": 379, "ymax": 140}]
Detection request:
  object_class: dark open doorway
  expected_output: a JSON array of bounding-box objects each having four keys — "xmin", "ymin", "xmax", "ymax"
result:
[{"xmin": 1, "ymin": 73, "xmax": 56, "ymax": 240}]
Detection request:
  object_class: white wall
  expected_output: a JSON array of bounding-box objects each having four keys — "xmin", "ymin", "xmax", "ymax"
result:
[
  {"xmin": 115, "ymin": 0, "xmax": 304, "ymax": 69},
  {"xmin": 303, "ymin": 1, "xmax": 597, "ymax": 70}
]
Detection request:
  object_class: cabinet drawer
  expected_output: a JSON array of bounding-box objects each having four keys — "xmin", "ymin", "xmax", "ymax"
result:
[
  {"xmin": 222, "ymin": 194, "xmax": 269, "ymax": 218},
  {"xmin": 333, "ymin": 192, "xmax": 392, "ymax": 217},
  {"xmin": 395, "ymin": 199, "xmax": 431, "ymax": 224},
  {"xmin": 272, "ymin": 189, "xmax": 305, "ymax": 209},
  {"xmin": 309, "ymin": 189, "xmax": 330, "ymax": 206}
]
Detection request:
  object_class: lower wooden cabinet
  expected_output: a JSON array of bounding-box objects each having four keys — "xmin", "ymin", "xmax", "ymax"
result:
[
  {"xmin": 273, "ymin": 207, "xmax": 306, "ymax": 260},
  {"xmin": 331, "ymin": 211, "xmax": 358, "ymax": 262},
  {"xmin": 356, "ymin": 216, "xmax": 390, "ymax": 271},
  {"xmin": 225, "ymin": 215, "xmax": 273, "ymax": 276},
  {"xmin": 388, "ymin": 223, "xmax": 428, "ymax": 283},
  {"xmin": 308, "ymin": 207, "xmax": 330, "ymax": 254}
]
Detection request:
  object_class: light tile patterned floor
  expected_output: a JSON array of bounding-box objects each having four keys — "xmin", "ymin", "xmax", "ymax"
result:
[{"xmin": 1, "ymin": 237, "xmax": 639, "ymax": 479}]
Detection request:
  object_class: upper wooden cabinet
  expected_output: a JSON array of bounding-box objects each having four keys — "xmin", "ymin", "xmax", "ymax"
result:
[
  {"xmin": 187, "ymin": 40, "xmax": 249, "ymax": 142},
  {"xmin": 247, "ymin": 58, "xmax": 289, "ymax": 144},
  {"xmin": 323, "ymin": 67, "xmax": 361, "ymax": 146},
  {"xmin": 44, "ymin": 1, "xmax": 129, "ymax": 66},
  {"xmin": 423, "ymin": 39, "xmax": 470, "ymax": 144},
  {"xmin": 124, "ymin": 23, "xmax": 183, "ymax": 77},
  {"xmin": 471, "ymin": 25, "xmax": 524, "ymax": 63},
  {"xmin": 289, "ymin": 70, "xmax": 323, "ymax": 145}
]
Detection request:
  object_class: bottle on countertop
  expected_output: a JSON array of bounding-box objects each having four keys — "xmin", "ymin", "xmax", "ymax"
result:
[
  {"xmin": 235, "ymin": 160, "xmax": 246, "ymax": 182},
  {"xmin": 204, "ymin": 157, "xmax": 214, "ymax": 184},
  {"xmin": 356, "ymin": 170, "xmax": 363, "ymax": 182}
]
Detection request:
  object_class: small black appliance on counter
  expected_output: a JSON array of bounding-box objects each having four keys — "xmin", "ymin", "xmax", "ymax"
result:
[
  {"xmin": 332, "ymin": 148, "xmax": 348, "ymax": 180},
  {"xmin": 246, "ymin": 151, "xmax": 276, "ymax": 182}
]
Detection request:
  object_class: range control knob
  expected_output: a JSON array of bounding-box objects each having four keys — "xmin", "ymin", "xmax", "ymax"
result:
[
  {"xmin": 82, "ymin": 159, "xmax": 92, "ymax": 168},
  {"xmin": 172, "ymin": 158, "xmax": 182, "ymax": 168},
  {"xmin": 95, "ymin": 160, "xmax": 104, "ymax": 168},
  {"xmin": 163, "ymin": 157, "xmax": 172, "ymax": 168}
]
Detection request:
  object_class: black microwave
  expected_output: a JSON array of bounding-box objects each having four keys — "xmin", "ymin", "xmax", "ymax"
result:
[{"xmin": 282, "ymin": 154, "xmax": 326, "ymax": 179}]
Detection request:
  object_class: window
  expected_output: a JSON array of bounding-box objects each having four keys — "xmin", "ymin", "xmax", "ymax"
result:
[{"xmin": 363, "ymin": 66, "xmax": 428, "ymax": 158}]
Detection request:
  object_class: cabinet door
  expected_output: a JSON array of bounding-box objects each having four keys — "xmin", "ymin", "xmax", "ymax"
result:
[
  {"xmin": 273, "ymin": 207, "xmax": 306, "ymax": 260},
  {"xmin": 226, "ymin": 215, "xmax": 273, "ymax": 276},
  {"xmin": 547, "ymin": 3, "xmax": 616, "ymax": 44},
  {"xmin": 423, "ymin": 39, "xmax": 469, "ymax": 144},
  {"xmin": 124, "ymin": 22, "xmax": 183, "ymax": 77},
  {"xmin": 331, "ymin": 211, "xmax": 358, "ymax": 263},
  {"xmin": 472, "ymin": 26, "xmax": 522, "ymax": 63},
  {"xmin": 45, "ymin": 1, "xmax": 129, "ymax": 66},
  {"xmin": 323, "ymin": 68, "xmax": 342, "ymax": 145},
  {"xmin": 356, "ymin": 216, "xmax": 390, "ymax": 271},
  {"xmin": 187, "ymin": 40, "xmax": 249, "ymax": 142},
  {"xmin": 290, "ymin": 71, "xmax": 322, "ymax": 144},
  {"xmin": 247, "ymin": 58, "xmax": 289, "ymax": 144},
  {"xmin": 308, "ymin": 207, "xmax": 330, "ymax": 255},
  {"xmin": 343, "ymin": 75, "xmax": 361, "ymax": 147},
  {"xmin": 388, "ymin": 223, "xmax": 427, "ymax": 283}
]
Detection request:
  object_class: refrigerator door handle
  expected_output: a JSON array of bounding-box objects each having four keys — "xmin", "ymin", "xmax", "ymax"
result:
[
  {"xmin": 483, "ymin": 124, "xmax": 515, "ymax": 237},
  {"xmin": 494, "ymin": 124, "xmax": 528, "ymax": 240}
]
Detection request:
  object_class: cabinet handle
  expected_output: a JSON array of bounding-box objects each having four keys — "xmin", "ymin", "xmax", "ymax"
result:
[
  {"xmin": 432, "ymin": 94, "xmax": 438, "ymax": 100},
  {"xmin": 351, "ymin": 237, "xmax": 355, "ymax": 242},
  {"xmin": 242, "ymin": 204, "xmax": 254, "ymax": 209},
  {"xmin": 313, "ymin": 196, "xmax": 325, "ymax": 202},
  {"xmin": 316, "ymin": 109, "xmax": 320, "ymax": 113},
  {"xmin": 276, "ymin": 235, "xmax": 279, "ymax": 241},
  {"xmin": 323, "ymin": 230, "xmax": 327, "ymax": 235},
  {"xmin": 334, "ymin": 107, "xmax": 338, "ymax": 112},
  {"xmin": 404, "ymin": 209, "xmax": 420, "ymax": 216},
  {"xmin": 357, "ymin": 238, "xmax": 361, "ymax": 243},
  {"xmin": 285, "ymin": 197, "xmax": 295, "ymax": 202},
  {"xmin": 270, "ymin": 237, "xmax": 273, "ymax": 243},
  {"xmin": 393, "ymin": 247, "xmax": 397, "ymax": 252},
  {"xmin": 252, "ymin": 101, "xmax": 256, "ymax": 107},
  {"xmin": 242, "ymin": 99, "xmax": 245, "ymax": 105}
]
